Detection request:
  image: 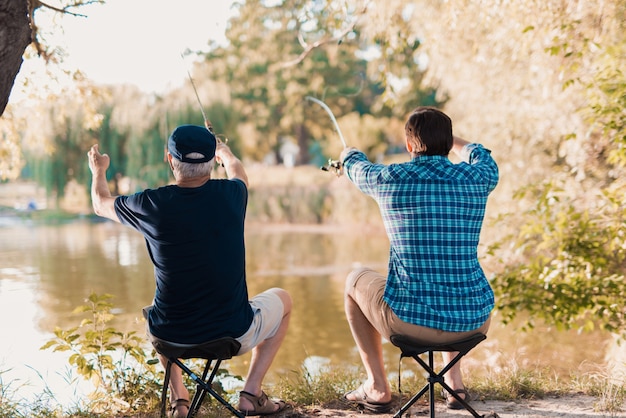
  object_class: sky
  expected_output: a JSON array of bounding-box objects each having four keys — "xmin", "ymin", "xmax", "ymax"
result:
[{"xmin": 11, "ymin": 0, "xmax": 238, "ymax": 102}]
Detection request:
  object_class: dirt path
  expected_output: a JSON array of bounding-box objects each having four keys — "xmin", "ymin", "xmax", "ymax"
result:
[{"xmin": 288, "ymin": 395, "xmax": 625, "ymax": 417}]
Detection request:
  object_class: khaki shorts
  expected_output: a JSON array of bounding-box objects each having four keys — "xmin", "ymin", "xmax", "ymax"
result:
[
  {"xmin": 235, "ymin": 290, "xmax": 284, "ymax": 355},
  {"xmin": 143, "ymin": 289, "xmax": 284, "ymax": 355},
  {"xmin": 348, "ymin": 267, "xmax": 491, "ymax": 344}
]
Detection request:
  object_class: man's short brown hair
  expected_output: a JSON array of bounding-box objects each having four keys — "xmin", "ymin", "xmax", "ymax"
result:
[{"xmin": 405, "ymin": 107, "xmax": 453, "ymax": 156}]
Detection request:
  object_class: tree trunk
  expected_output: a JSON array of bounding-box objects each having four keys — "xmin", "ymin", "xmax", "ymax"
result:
[
  {"xmin": 0, "ymin": 0, "xmax": 31, "ymax": 116},
  {"xmin": 295, "ymin": 123, "xmax": 310, "ymax": 165}
]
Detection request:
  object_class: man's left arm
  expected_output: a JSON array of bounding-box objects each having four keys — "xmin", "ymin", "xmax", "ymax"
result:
[
  {"xmin": 215, "ymin": 142, "xmax": 249, "ymax": 187},
  {"xmin": 452, "ymin": 136, "xmax": 499, "ymax": 191},
  {"xmin": 88, "ymin": 144, "xmax": 120, "ymax": 223}
]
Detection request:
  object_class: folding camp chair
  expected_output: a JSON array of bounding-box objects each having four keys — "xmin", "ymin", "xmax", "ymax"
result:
[
  {"xmin": 152, "ymin": 336, "xmax": 244, "ymax": 418},
  {"xmin": 390, "ymin": 333, "xmax": 496, "ymax": 418}
]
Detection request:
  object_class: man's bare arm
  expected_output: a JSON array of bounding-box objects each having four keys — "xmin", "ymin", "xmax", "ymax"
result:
[
  {"xmin": 451, "ymin": 136, "xmax": 472, "ymax": 157},
  {"xmin": 88, "ymin": 144, "xmax": 120, "ymax": 222},
  {"xmin": 215, "ymin": 142, "xmax": 249, "ymax": 187}
]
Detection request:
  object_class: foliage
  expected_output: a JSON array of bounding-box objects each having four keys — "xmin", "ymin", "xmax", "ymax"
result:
[
  {"xmin": 40, "ymin": 292, "xmax": 161, "ymax": 414},
  {"xmin": 486, "ymin": 1, "xmax": 626, "ymax": 340},
  {"xmin": 16, "ymin": 73, "xmax": 109, "ymax": 206},
  {"xmin": 0, "ymin": 370, "xmax": 22, "ymax": 417},
  {"xmin": 202, "ymin": 0, "xmax": 438, "ymax": 163},
  {"xmin": 0, "ymin": 107, "xmax": 26, "ymax": 181},
  {"xmin": 489, "ymin": 181, "xmax": 626, "ymax": 337},
  {"xmin": 1, "ymin": 0, "xmax": 106, "ymax": 178}
]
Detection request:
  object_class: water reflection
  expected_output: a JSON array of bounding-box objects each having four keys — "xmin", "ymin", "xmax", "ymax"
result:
[{"xmin": 0, "ymin": 220, "xmax": 617, "ymax": 405}]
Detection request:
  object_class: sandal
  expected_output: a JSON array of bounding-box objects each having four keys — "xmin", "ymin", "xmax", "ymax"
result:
[
  {"xmin": 343, "ymin": 384, "xmax": 393, "ymax": 413},
  {"xmin": 239, "ymin": 390, "xmax": 287, "ymax": 416},
  {"xmin": 169, "ymin": 398, "xmax": 190, "ymax": 418},
  {"xmin": 443, "ymin": 388, "xmax": 471, "ymax": 410}
]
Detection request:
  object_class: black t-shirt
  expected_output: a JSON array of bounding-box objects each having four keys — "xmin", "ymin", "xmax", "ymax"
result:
[{"xmin": 114, "ymin": 178, "xmax": 254, "ymax": 344}]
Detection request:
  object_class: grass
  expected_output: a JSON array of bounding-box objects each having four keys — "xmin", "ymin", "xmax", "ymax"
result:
[{"xmin": 1, "ymin": 361, "xmax": 624, "ymax": 418}]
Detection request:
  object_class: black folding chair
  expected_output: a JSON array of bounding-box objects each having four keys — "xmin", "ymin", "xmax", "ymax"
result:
[
  {"xmin": 390, "ymin": 333, "xmax": 495, "ymax": 418},
  {"xmin": 152, "ymin": 337, "xmax": 244, "ymax": 418}
]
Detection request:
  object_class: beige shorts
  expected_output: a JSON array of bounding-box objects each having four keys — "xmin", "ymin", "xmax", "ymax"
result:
[
  {"xmin": 348, "ymin": 267, "xmax": 491, "ymax": 344},
  {"xmin": 143, "ymin": 289, "xmax": 284, "ymax": 355},
  {"xmin": 235, "ymin": 290, "xmax": 284, "ymax": 355}
]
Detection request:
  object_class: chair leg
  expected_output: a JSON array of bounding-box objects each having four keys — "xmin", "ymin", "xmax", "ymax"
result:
[
  {"xmin": 394, "ymin": 351, "xmax": 485, "ymax": 418},
  {"xmin": 188, "ymin": 359, "xmax": 210, "ymax": 416},
  {"xmin": 393, "ymin": 383, "xmax": 429, "ymax": 418},
  {"xmin": 436, "ymin": 351, "xmax": 483, "ymax": 418},
  {"xmin": 439, "ymin": 379, "xmax": 483, "ymax": 418},
  {"xmin": 160, "ymin": 360, "xmax": 173, "ymax": 418},
  {"xmin": 428, "ymin": 351, "xmax": 437, "ymax": 417},
  {"xmin": 173, "ymin": 358, "xmax": 245, "ymax": 418}
]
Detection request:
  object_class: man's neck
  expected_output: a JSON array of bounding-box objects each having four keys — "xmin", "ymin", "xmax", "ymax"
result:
[{"xmin": 176, "ymin": 175, "xmax": 211, "ymax": 188}]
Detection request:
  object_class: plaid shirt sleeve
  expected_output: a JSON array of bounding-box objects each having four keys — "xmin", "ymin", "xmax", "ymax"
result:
[{"xmin": 343, "ymin": 145, "xmax": 498, "ymax": 332}]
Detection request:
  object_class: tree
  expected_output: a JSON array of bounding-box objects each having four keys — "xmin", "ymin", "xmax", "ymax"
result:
[
  {"xmin": 22, "ymin": 74, "xmax": 107, "ymax": 205},
  {"xmin": 202, "ymin": 0, "xmax": 437, "ymax": 164},
  {"xmin": 0, "ymin": 0, "xmax": 31, "ymax": 117},
  {"xmin": 0, "ymin": 0, "xmax": 104, "ymax": 118},
  {"xmin": 0, "ymin": 0, "xmax": 105, "ymax": 184},
  {"xmin": 487, "ymin": 5, "xmax": 626, "ymax": 339}
]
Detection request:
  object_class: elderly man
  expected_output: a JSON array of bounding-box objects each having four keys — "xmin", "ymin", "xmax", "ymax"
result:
[{"xmin": 88, "ymin": 125, "xmax": 290, "ymax": 417}]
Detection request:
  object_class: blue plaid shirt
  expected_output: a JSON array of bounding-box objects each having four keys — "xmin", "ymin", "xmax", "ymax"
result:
[{"xmin": 343, "ymin": 144, "xmax": 499, "ymax": 332}]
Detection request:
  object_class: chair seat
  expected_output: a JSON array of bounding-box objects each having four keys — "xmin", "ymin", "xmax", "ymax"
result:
[
  {"xmin": 390, "ymin": 333, "xmax": 486, "ymax": 357},
  {"xmin": 152, "ymin": 336, "xmax": 241, "ymax": 360}
]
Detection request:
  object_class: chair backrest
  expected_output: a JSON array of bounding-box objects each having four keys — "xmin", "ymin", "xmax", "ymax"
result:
[
  {"xmin": 390, "ymin": 333, "xmax": 486, "ymax": 357},
  {"xmin": 152, "ymin": 337, "xmax": 241, "ymax": 360}
]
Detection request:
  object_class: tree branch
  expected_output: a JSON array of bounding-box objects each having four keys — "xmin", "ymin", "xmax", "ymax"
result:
[
  {"xmin": 27, "ymin": 0, "xmax": 105, "ymax": 61},
  {"xmin": 37, "ymin": 0, "xmax": 104, "ymax": 18},
  {"xmin": 278, "ymin": 6, "xmax": 367, "ymax": 69}
]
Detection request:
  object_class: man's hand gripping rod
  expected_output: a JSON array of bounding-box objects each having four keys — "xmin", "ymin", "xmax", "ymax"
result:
[{"xmin": 305, "ymin": 96, "xmax": 345, "ymax": 176}]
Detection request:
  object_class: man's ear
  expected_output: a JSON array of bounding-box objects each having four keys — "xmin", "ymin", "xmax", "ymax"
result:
[{"xmin": 405, "ymin": 137, "xmax": 414, "ymax": 153}]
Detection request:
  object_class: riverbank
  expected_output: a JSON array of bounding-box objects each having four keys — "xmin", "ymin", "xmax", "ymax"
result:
[
  {"xmin": 291, "ymin": 394, "xmax": 626, "ymax": 417},
  {"xmin": 0, "ymin": 167, "xmax": 382, "ymax": 227},
  {"xmin": 108, "ymin": 393, "xmax": 624, "ymax": 417}
]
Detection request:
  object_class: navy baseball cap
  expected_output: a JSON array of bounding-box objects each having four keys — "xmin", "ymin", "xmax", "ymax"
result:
[{"xmin": 168, "ymin": 125, "xmax": 216, "ymax": 163}]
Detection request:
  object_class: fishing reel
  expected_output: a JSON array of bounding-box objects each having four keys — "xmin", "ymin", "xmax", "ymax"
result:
[{"xmin": 320, "ymin": 158, "xmax": 343, "ymax": 177}]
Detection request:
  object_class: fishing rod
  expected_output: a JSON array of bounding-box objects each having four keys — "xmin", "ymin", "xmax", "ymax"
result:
[
  {"xmin": 182, "ymin": 54, "xmax": 214, "ymax": 135},
  {"xmin": 181, "ymin": 53, "xmax": 233, "ymax": 165},
  {"xmin": 305, "ymin": 96, "xmax": 346, "ymax": 176},
  {"xmin": 181, "ymin": 55, "xmax": 231, "ymax": 170},
  {"xmin": 305, "ymin": 96, "xmax": 347, "ymax": 148}
]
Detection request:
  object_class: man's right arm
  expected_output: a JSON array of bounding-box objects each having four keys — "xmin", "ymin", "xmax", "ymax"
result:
[
  {"xmin": 88, "ymin": 144, "xmax": 121, "ymax": 223},
  {"xmin": 215, "ymin": 143, "xmax": 248, "ymax": 187},
  {"xmin": 451, "ymin": 136, "xmax": 472, "ymax": 157}
]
